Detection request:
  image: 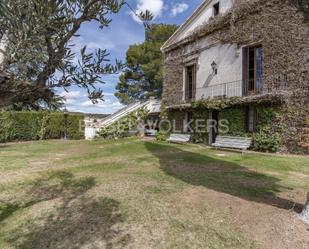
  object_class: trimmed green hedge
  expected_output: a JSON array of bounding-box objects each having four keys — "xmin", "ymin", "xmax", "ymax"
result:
[{"xmin": 0, "ymin": 112, "xmax": 84, "ymax": 142}]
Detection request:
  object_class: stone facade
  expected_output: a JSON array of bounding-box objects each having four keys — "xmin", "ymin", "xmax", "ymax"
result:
[
  {"xmin": 168, "ymin": 110, "xmax": 187, "ymax": 132},
  {"xmin": 162, "ymin": 0, "xmax": 309, "ymax": 153}
]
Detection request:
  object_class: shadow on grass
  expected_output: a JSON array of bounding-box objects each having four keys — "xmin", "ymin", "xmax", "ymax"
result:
[
  {"xmin": 2, "ymin": 171, "xmax": 131, "ymax": 249},
  {"xmin": 0, "ymin": 203, "xmax": 20, "ymax": 222},
  {"xmin": 145, "ymin": 142, "xmax": 303, "ymax": 212},
  {"xmin": 0, "ymin": 171, "xmax": 95, "ymax": 223}
]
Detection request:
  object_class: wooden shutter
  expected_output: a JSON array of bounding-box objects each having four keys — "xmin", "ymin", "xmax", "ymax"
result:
[
  {"xmin": 242, "ymin": 47, "xmax": 249, "ymax": 96},
  {"xmin": 192, "ymin": 64, "xmax": 196, "ymax": 100},
  {"xmin": 185, "ymin": 67, "xmax": 189, "ymax": 101}
]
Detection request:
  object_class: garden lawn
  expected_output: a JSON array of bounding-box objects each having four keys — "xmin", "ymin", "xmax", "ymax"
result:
[{"xmin": 0, "ymin": 138, "xmax": 308, "ymax": 249}]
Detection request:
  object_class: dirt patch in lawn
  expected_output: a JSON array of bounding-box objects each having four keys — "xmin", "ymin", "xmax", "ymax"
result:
[
  {"xmin": 1, "ymin": 171, "xmax": 132, "ymax": 249},
  {"xmin": 0, "ymin": 144, "xmax": 88, "ymax": 185},
  {"xmin": 145, "ymin": 141, "xmax": 309, "ymax": 248},
  {"xmin": 179, "ymin": 186, "xmax": 309, "ymax": 249}
]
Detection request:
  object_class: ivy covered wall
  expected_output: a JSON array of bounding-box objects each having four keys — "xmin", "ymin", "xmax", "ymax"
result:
[
  {"xmin": 162, "ymin": 0, "xmax": 309, "ymax": 154},
  {"xmin": 218, "ymin": 107, "xmax": 246, "ymax": 136},
  {"xmin": 192, "ymin": 108, "xmax": 209, "ymax": 143},
  {"xmin": 168, "ymin": 110, "xmax": 186, "ymax": 132},
  {"xmin": 189, "ymin": 101, "xmax": 285, "ymax": 152}
]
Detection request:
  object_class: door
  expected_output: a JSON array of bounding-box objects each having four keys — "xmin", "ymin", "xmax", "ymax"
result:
[{"xmin": 243, "ymin": 45, "xmax": 263, "ymax": 95}]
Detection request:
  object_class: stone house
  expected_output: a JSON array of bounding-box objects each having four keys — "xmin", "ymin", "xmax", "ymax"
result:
[{"xmin": 161, "ymin": 0, "xmax": 309, "ymax": 153}]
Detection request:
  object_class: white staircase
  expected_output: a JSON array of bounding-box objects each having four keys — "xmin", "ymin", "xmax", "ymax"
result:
[
  {"xmin": 85, "ymin": 98, "xmax": 161, "ymax": 140},
  {"xmin": 99, "ymin": 101, "xmax": 147, "ymax": 128}
]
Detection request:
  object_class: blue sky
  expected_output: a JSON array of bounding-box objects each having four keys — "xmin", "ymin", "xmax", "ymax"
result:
[{"xmin": 61, "ymin": 0, "xmax": 202, "ymax": 114}]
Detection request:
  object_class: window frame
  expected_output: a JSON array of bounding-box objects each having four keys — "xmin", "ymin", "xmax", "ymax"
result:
[
  {"xmin": 213, "ymin": 2, "xmax": 220, "ymax": 16},
  {"xmin": 184, "ymin": 64, "xmax": 196, "ymax": 102},
  {"xmin": 242, "ymin": 44, "xmax": 263, "ymax": 95}
]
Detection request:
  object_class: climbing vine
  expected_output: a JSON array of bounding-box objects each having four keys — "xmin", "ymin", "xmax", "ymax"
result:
[
  {"xmin": 218, "ymin": 107, "xmax": 247, "ymax": 137},
  {"xmin": 191, "ymin": 102, "xmax": 285, "ymax": 152},
  {"xmin": 161, "ymin": 0, "xmax": 309, "ymax": 153}
]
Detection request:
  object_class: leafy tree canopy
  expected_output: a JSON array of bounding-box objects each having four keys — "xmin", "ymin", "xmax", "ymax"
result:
[
  {"xmin": 0, "ymin": 0, "xmax": 152, "ymax": 110},
  {"xmin": 115, "ymin": 23, "xmax": 177, "ymax": 105}
]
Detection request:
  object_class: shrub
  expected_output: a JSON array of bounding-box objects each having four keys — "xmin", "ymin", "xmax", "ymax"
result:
[
  {"xmin": 0, "ymin": 111, "xmax": 84, "ymax": 142},
  {"xmin": 191, "ymin": 133, "xmax": 208, "ymax": 143},
  {"xmin": 252, "ymin": 131, "xmax": 281, "ymax": 152},
  {"xmin": 97, "ymin": 113, "xmax": 138, "ymax": 140},
  {"xmin": 155, "ymin": 131, "xmax": 169, "ymax": 141},
  {"xmin": 96, "ymin": 108, "xmax": 149, "ymax": 140}
]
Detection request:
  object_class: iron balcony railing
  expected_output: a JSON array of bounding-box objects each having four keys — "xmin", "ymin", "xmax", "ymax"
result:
[
  {"xmin": 196, "ymin": 80, "xmax": 242, "ymax": 100},
  {"xmin": 183, "ymin": 76, "xmax": 288, "ymax": 101}
]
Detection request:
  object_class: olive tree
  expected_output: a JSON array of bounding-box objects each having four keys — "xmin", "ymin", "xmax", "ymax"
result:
[{"xmin": 0, "ymin": 0, "xmax": 152, "ymax": 109}]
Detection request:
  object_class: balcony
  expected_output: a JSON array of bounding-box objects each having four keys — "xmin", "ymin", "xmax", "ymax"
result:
[
  {"xmin": 166, "ymin": 76, "xmax": 288, "ymax": 110},
  {"xmin": 196, "ymin": 80, "xmax": 242, "ymax": 100},
  {"xmin": 193, "ymin": 77, "xmax": 288, "ymax": 100}
]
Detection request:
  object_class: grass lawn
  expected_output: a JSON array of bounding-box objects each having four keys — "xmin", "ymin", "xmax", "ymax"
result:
[{"xmin": 0, "ymin": 138, "xmax": 308, "ymax": 249}]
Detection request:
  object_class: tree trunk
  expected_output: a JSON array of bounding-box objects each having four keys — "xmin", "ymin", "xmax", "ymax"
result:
[
  {"xmin": 299, "ymin": 192, "xmax": 309, "ymax": 224},
  {"xmin": 0, "ymin": 84, "xmax": 53, "ymax": 109}
]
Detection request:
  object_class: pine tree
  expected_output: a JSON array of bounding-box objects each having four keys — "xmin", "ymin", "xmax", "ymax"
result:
[{"xmin": 115, "ymin": 24, "xmax": 177, "ymax": 104}]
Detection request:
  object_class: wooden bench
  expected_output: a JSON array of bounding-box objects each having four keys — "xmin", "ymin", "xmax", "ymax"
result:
[
  {"xmin": 167, "ymin": 134, "xmax": 191, "ymax": 143},
  {"xmin": 212, "ymin": 136, "xmax": 252, "ymax": 151}
]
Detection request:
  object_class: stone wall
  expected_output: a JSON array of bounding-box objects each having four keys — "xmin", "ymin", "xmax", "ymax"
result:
[
  {"xmin": 168, "ymin": 110, "xmax": 186, "ymax": 132},
  {"xmin": 162, "ymin": 56, "xmax": 184, "ymax": 108}
]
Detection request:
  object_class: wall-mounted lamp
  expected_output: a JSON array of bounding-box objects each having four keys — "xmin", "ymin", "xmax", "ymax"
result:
[
  {"xmin": 235, "ymin": 45, "xmax": 241, "ymax": 57},
  {"xmin": 211, "ymin": 61, "xmax": 218, "ymax": 75}
]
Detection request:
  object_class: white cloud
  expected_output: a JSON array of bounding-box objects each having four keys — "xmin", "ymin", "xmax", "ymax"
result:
[
  {"xmin": 60, "ymin": 91, "xmax": 81, "ymax": 99},
  {"xmin": 171, "ymin": 3, "xmax": 189, "ymax": 17},
  {"xmin": 131, "ymin": 0, "xmax": 165, "ymax": 22},
  {"xmin": 71, "ymin": 36, "xmax": 116, "ymax": 54},
  {"xmin": 103, "ymin": 92, "xmax": 116, "ymax": 97},
  {"xmin": 81, "ymin": 98, "xmax": 124, "ymax": 113},
  {"xmin": 69, "ymin": 35, "xmax": 117, "ymax": 65},
  {"xmin": 60, "ymin": 90, "xmax": 81, "ymax": 105},
  {"xmin": 81, "ymin": 100, "xmax": 104, "ymax": 108},
  {"xmin": 65, "ymin": 98, "xmax": 77, "ymax": 105}
]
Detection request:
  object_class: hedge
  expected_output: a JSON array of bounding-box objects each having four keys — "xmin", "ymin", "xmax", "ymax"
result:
[{"xmin": 0, "ymin": 111, "xmax": 84, "ymax": 142}]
